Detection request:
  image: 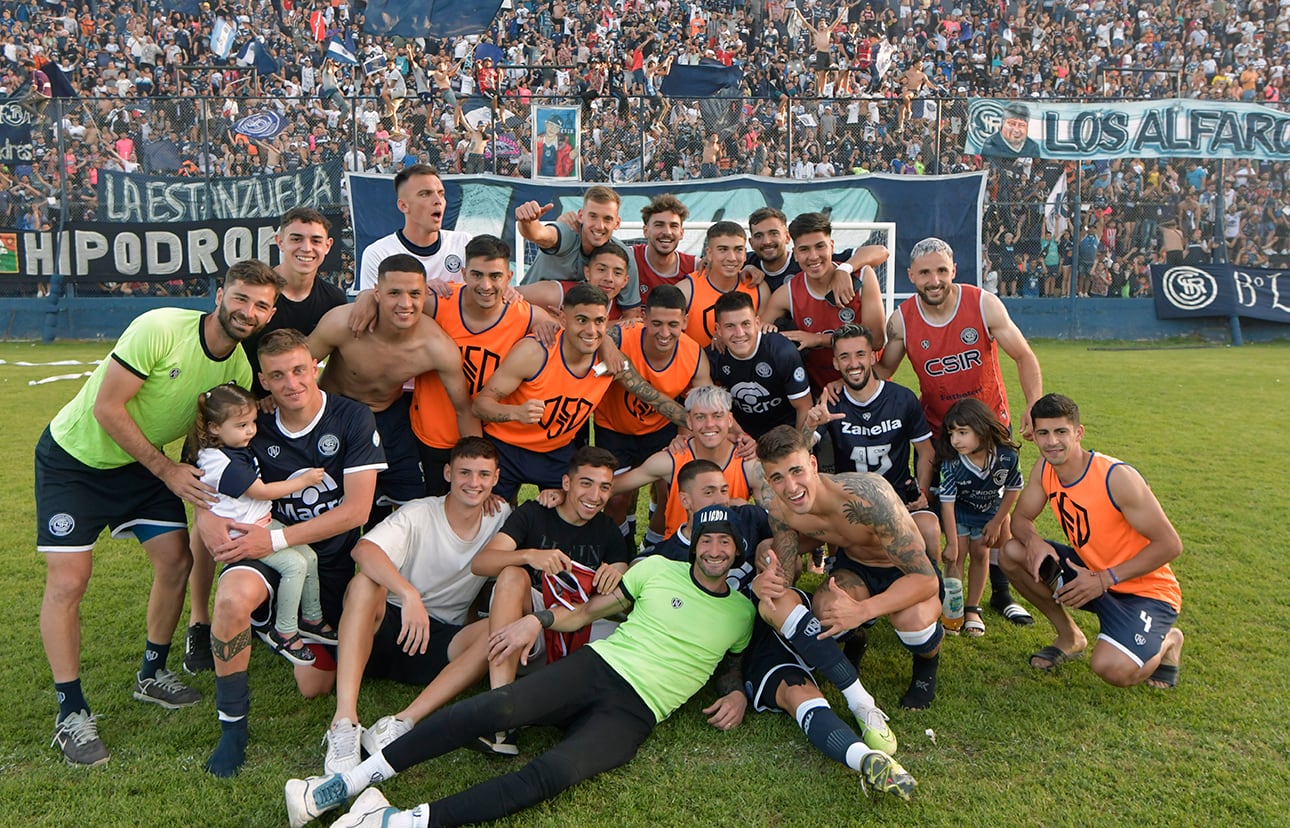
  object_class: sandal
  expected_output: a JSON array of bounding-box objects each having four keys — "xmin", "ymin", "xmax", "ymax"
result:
[
  {"xmin": 297, "ymin": 618, "xmax": 339, "ymax": 645},
  {"xmin": 259, "ymin": 629, "xmax": 316, "ymax": 666},
  {"xmin": 1029, "ymin": 645, "xmax": 1083, "ymax": 672},
  {"xmin": 962, "ymin": 605, "xmax": 985, "ymax": 637},
  {"xmin": 992, "ymin": 598, "xmax": 1035, "ymax": 626}
]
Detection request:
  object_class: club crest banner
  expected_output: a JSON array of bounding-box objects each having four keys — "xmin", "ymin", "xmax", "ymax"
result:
[{"xmin": 1151, "ymin": 264, "xmax": 1290, "ymax": 324}]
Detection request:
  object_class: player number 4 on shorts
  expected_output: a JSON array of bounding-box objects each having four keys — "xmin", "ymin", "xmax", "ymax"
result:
[{"xmin": 1140, "ymin": 611, "xmax": 1153, "ymax": 633}]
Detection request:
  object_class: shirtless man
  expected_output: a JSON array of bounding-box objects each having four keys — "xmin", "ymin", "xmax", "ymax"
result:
[
  {"xmin": 794, "ymin": 3, "xmax": 855, "ymax": 90},
  {"xmin": 897, "ymin": 59, "xmax": 929, "ymax": 132},
  {"xmin": 309, "ymin": 254, "xmax": 480, "ymax": 519},
  {"xmin": 755, "ymin": 425, "xmax": 944, "ymax": 710}
]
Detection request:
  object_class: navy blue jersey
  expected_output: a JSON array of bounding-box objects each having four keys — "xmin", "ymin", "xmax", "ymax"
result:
[
  {"xmin": 823, "ymin": 381, "xmax": 931, "ymax": 503},
  {"xmin": 706, "ymin": 332, "xmax": 812, "ymax": 439},
  {"xmin": 745, "ymin": 247, "xmax": 853, "ymax": 292},
  {"xmin": 252, "ymin": 392, "xmax": 386, "ymax": 568},
  {"xmin": 648, "ymin": 503, "xmax": 771, "ymax": 593},
  {"xmin": 938, "ymin": 446, "xmax": 1023, "ymax": 518}
]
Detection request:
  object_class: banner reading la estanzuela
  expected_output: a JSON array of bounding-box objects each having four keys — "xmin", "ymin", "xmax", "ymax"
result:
[
  {"xmin": 1150, "ymin": 263, "xmax": 1290, "ymax": 324},
  {"xmin": 965, "ymin": 99, "xmax": 1290, "ymax": 161}
]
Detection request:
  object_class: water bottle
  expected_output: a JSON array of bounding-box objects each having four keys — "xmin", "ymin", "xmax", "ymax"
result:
[{"xmin": 942, "ymin": 577, "xmax": 965, "ymax": 632}]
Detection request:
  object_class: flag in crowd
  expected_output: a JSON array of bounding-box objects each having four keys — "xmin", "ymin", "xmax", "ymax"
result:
[{"xmin": 210, "ymin": 17, "xmax": 237, "ymax": 60}]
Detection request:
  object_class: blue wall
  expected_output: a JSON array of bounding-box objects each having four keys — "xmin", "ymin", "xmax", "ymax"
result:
[{"xmin": 1, "ymin": 296, "xmax": 1287, "ymax": 343}]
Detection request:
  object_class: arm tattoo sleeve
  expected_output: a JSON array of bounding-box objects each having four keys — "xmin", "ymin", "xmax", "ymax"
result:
[
  {"xmin": 713, "ymin": 651, "xmax": 744, "ymax": 697},
  {"xmin": 836, "ymin": 473, "xmax": 935, "ymax": 577},
  {"xmin": 769, "ymin": 512, "xmax": 804, "ymax": 585},
  {"xmin": 212, "ymin": 627, "xmax": 253, "ymax": 662},
  {"xmin": 617, "ymin": 365, "xmax": 689, "ymax": 428}
]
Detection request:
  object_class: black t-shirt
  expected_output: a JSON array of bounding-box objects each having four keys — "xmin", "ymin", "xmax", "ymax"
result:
[
  {"xmin": 500, "ymin": 501, "xmax": 632, "ymax": 588},
  {"xmin": 244, "ymin": 277, "xmax": 348, "ymax": 394}
]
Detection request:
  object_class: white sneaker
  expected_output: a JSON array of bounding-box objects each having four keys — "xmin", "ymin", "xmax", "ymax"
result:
[
  {"xmin": 360, "ymin": 715, "xmax": 412, "ymax": 757},
  {"xmin": 324, "ymin": 717, "xmax": 363, "ymax": 775},
  {"xmin": 285, "ymin": 774, "xmax": 350, "ymax": 828},
  {"xmin": 332, "ymin": 788, "xmax": 399, "ymax": 828}
]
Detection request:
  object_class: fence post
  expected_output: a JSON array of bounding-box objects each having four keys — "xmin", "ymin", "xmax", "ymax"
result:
[{"xmin": 43, "ymin": 99, "xmax": 68, "ymax": 344}]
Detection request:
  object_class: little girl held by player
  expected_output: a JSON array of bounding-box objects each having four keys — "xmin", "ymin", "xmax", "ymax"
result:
[
  {"xmin": 934, "ymin": 398, "xmax": 1024, "ymax": 637},
  {"xmin": 192, "ymin": 383, "xmax": 336, "ymax": 665}
]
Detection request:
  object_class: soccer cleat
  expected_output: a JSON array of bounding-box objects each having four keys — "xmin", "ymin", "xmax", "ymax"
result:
[
  {"xmin": 466, "ymin": 729, "xmax": 519, "ymax": 756},
  {"xmin": 183, "ymin": 622, "xmax": 215, "ymax": 674},
  {"xmin": 859, "ymin": 751, "xmax": 917, "ymax": 801},
  {"xmin": 285, "ymin": 773, "xmax": 350, "ymax": 828},
  {"xmin": 324, "ymin": 717, "xmax": 363, "ymax": 775},
  {"xmin": 52, "ymin": 710, "xmax": 110, "ymax": 767},
  {"xmin": 360, "ymin": 715, "xmax": 412, "ymax": 757},
  {"xmin": 331, "ymin": 788, "xmax": 399, "ymax": 828},
  {"xmin": 297, "ymin": 618, "xmax": 339, "ymax": 646},
  {"xmin": 856, "ymin": 706, "xmax": 898, "ymax": 755},
  {"xmin": 258, "ymin": 629, "xmax": 317, "ymax": 666},
  {"xmin": 133, "ymin": 669, "xmax": 201, "ymax": 709}
]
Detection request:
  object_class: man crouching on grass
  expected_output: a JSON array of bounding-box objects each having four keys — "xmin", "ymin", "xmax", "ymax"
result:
[{"xmin": 1000, "ymin": 393, "xmax": 1184, "ymax": 687}]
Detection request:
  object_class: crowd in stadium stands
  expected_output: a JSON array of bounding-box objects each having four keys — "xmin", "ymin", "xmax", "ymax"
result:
[{"xmin": 3, "ymin": 0, "xmax": 1290, "ymax": 296}]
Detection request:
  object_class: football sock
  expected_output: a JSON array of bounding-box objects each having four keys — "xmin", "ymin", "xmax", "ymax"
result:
[
  {"xmin": 900, "ymin": 651, "xmax": 940, "ymax": 710},
  {"xmin": 344, "ymin": 752, "xmax": 397, "ymax": 797},
  {"xmin": 206, "ymin": 672, "xmax": 250, "ymax": 778},
  {"xmin": 618, "ymin": 520, "xmax": 632, "ymax": 540},
  {"xmin": 643, "ymin": 529, "xmax": 665, "ymax": 546},
  {"xmin": 795, "ymin": 698, "xmax": 866, "ymax": 770},
  {"xmin": 779, "ymin": 606, "xmax": 874, "ymax": 710},
  {"xmin": 140, "ymin": 640, "xmax": 170, "ymax": 679},
  {"xmin": 54, "ymin": 679, "xmax": 88, "ymax": 721}
]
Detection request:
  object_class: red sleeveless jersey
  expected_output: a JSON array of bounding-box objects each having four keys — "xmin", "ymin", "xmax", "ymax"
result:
[
  {"xmin": 412, "ymin": 284, "xmax": 534, "ymax": 449},
  {"xmin": 595, "ymin": 322, "xmax": 702, "ymax": 435},
  {"xmin": 634, "ymin": 244, "xmax": 696, "ymax": 302},
  {"xmin": 1042, "ymin": 452, "xmax": 1181, "ymax": 611},
  {"xmin": 484, "ymin": 333, "xmax": 613, "ymax": 451},
  {"xmin": 899, "ymin": 284, "xmax": 1007, "ymax": 436},
  {"xmin": 786, "ymin": 272, "xmax": 865, "ymax": 389},
  {"xmin": 683, "ymin": 272, "xmax": 761, "ymax": 348}
]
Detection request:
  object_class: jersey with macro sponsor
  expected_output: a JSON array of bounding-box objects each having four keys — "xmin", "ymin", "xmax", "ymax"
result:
[
  {"xmin": 251, "ymin": 392, "xmax": 387, "ymax": 569},
  {"xmin": 786, "ymin": 271, "xmax": 866, "ymax": 388},
  {"xmin": 1041, "ymin": 452, "xmax": 1182, "ymax": 611},
  {"xmin": 359, "ymin": 228, "xmax": 471, "ymax": 291},
  {"xmin": 682, "ymin": 271, "xmax": 761, "ymax": 348},
  {"xmin": 898, "ymin": 283, "xmax": 1007, "ymax": 437},
  {"xmin": 595, "ymin": 322, "xmax": 702, "ymax": 435},
  {"xmin": 590, "ymin": 555, "xmax": 754, "ymax": 722},
  {"xmin": 662, "ymin": 440, "xmax": 752, "ymax": 538},
  {"xmin": 706, "ymin": 332, "xmax": 811, "ymax": 439},
  {"xmin": 50, "ymin": 309, "xmax": 252, "ymax": 469},
  {"xmin": 634, "ymin": 244, "xmax": 696, "ymax": 302},
  {"xmin": 939, "ymin": 445, "xmax": 1022, "ymax": 517},
  {"xmin": 484, "ymin": 333, "xmax": 613, "ymax": 451},
  {"xmin": 822, "ymin": 381, "xmax": 930, "ymax": 504},
  {"xmin": 411, "ymin": 282, "xmax": 534, "ymax": 449}
]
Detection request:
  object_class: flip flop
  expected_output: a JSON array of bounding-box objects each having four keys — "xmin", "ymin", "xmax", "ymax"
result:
[
  {"xmin": 1029, "ymin": 645, "xmax": 1083, "ymax": 672},
  {"xmin": 996, "ymin": 601, "xmax": 1036, "ymax": 626},
  {"xmin": 1146, "ymin": 662, "xmax": 1179, "ymax": 688}
]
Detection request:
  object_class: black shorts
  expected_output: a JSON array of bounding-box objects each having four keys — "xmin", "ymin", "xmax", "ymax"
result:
[
  {"xmin": 488, "ymin": 436, "xmax": 576, "ymax": 501},
  {"xmin": 833, "ymin": 552, "xmax": 944, "ymax": 603},
  {"xmin": 373, "ymin": 394, "xmax": 425, "ymax": 506},
  {"xmin": 416, "ymin": 441, "xmax": 453, "ymax": 498},
  {"xmin": 743, "ymin": 589, "xmax": 815, "ymax": 713},
  {"xmin": 35, "ymin": 427, "xmax": 186, "ymax": 552},
  {"xmin": 595, "ymin": 424, "xmax": 677, "ymax": 472},
  {"xmin": 364, "ymin": 602, "xmax": 463, "ymax": 685},
  {"xmin": 220, "ymin": 556, "xmax": 352, "ymax": 630}
]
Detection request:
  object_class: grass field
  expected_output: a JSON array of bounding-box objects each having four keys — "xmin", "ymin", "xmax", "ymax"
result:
[{"xmin": 2, "ymin": 339, "xmax": 1288, "ymax": 827}]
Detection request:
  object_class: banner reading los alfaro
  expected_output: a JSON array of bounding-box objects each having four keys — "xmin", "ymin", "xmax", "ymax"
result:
[
  {"xmin": 1150, "ymin": 263, "xmax": 1290, "ymax": 324},
  {"xmin": 347, "ymin": 172, "xmax": 988, "ymax": 292},
  {"xmin": 97, "ymin": 160, "xmax": 345, "ymax": 222},
  {"xmin": 965, "ymin": 99, "xmax": 1290, "ymax": 161}
]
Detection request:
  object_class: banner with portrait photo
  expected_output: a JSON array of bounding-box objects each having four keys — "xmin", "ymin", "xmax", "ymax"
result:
[
  {"xmin": 531, "ymin": 106, "xmax": 580, "ymax": 181},
  {"xmin": 1151, "ymin": 263, "xmax": 1290, "ymax": 324},
  {"xmin": 965, "ymin": 98, "xmax": 1290, "ymax": 161}
]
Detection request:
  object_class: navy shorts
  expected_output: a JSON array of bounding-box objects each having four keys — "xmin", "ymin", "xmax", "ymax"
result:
[
  {"xmin": 488, "ymin": 436, "xmax": 576, "ymax": 501},
  {"xmin": 1049, "ymin": 542, "xmax": 1179, "ymax": 668},
  {"xmin": 595, "ymin": 423, "xmax": 677, "ymax": 472},
  {"xmin": 364, "ymin": 602, "xmax": 464, "ymax": 685},
  {"xmin": 743, "ymin": 589, "xmax": 815, "ymax": 712},
  {"xmin": 833, "ymin": 551, "xmax": 945, "ymax": 604},
  {"xmin": 220, "ymin": 555, "xmax": 352, "ymax": 631},
  {"xmin": 373, "ymin": 393, "xmax": 425, "ymax": 506},
  {"xmin": 35, "ymin": 427, "xmax": 186, "ymax": 552}
]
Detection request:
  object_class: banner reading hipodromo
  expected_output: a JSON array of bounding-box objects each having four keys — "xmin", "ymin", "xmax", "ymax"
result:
[
  {"xmin": 1151, "ymin": 263, "xmax": 1290, "ymax": 324},
  {"xmin": 347, "ymin": 172, "xmax": 988, "ymax": 293},
  {"xmin": 5, "ymin": 215, "xmax": 344, "ymax": 281},
  {"xmin": 965, "ymin": 99, "xmax": 1290, "ymax": 161}
]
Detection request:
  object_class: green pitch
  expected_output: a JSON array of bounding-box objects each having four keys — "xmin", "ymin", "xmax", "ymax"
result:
[{"xmin": 1, "ymin": 339, "xmax": 1288, "ymax": 826}]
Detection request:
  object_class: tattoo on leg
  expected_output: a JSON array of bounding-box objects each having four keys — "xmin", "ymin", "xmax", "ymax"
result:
[{"xmin": 212, "ymin": 627, "xmax": 252, "ymax": 662}]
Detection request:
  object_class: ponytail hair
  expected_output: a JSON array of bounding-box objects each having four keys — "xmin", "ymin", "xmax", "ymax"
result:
[{"xmin": 191, "ymin": 383, "xmax": 258, "ymax": 450}]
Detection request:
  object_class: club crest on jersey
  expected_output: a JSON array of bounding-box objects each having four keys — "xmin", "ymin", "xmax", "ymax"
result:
[
  {"xmin": 317, "ymin": 434, "xmax": 340, "ymax": 456},
  {"xmin": 755, "ymin": 362, "xmax": 772, "ymax": 378},
  {"xmin": 721, "ymin": 365, "xmax": 731, "ymax": 375},
  {"xmin": 961, "ymin": 327, "xmax": 980, "ymax": 345},
  {"xmin": 993, "ymin": 469, "xmax": 1009, "ymax": 485},
  {"xmin": 803, "ymin": 316, "xmax": 814, "ymax": 327},
  {"xmin": 445, "ymin": 254, "xmax": 463, "ymax": 273},
  {"xmin": 862, "ymin": 411, "xmax": 871, "ymax": 420},
  {"xmin": 793, "ymin": 367, "xmax": 806, "ymax": 382},
  {"xmin": 671, "ymin": 597, "xmax": 684, "ymax": 609},
  {"xmin": 267, "ymin": 445, "xmax": 281, "ymax": 458},
  {"xmin": 920, "ymin": 339, "xmax": 930, "ymax": 350},
  {"xmin": 839, "ymin": 308, "xmax": 855, "ymax": 323},
  {"xmin": 169, "ymin": 368, "xmax": 181, "ymax": 379},
  {"xmin": 48, "ymin": 513, "xmax": 75, "ymax": 537}
]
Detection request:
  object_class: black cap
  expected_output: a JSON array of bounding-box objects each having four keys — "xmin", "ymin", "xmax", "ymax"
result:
[{"xmin": 692, "ymin": 505, "xmax": 743, "ymax": 552}]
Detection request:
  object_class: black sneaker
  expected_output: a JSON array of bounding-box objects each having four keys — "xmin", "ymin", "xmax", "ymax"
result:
[
  {"xmin": 52, "ymin": 710, "xmax": 110, "ymax": 767},
  {"xmin": 297, "ymin": 618, "xmax": 339, "ymax": 646},
  {"xmin": 466, "ymin": 729, "xmax": 519, "ymax": 756},
  {"xmin": 258, "ymin": 629, "xmax": 317, "ymax": 666},
  {"xmin": 183, "ymin": 623, "xmax": 215, "ymax": 674},
  {"xmin": 133, "ymin": 670, "xmax": 201, "ymax": 709}
]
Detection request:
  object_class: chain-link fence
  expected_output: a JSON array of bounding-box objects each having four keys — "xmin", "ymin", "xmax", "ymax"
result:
[{"xmin": 8, "ymin": 93, "xmax": 1286, "ymax": 300}]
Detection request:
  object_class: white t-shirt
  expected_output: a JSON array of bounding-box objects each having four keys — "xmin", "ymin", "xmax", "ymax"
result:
[
  {"xmin": 198, "ymin": 446, "xmax": 273, "ymax": 526},
  {"xmin": 358, "ymin": 228, "xmax": 472, "ymax": 291},
  {"xmin": 362, "ymin": 495, "xmax": 511, "ymax": 624}
]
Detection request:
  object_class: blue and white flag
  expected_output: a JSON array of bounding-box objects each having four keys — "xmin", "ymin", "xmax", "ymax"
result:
[
  {"xmin": 237, "ymin": 39, "xmax": 281, "ymax": 76},
  {"xmin": 362, "ymin": 53, "xmax": 388, "ymax": 77},
  {"xmin": 326, "ymin": 37, "xmax": 358, "ymax": 65},
  {"xmin": 210, "ymin": 17, "xmax": 237, "ymax": 60},
  {"xmin": 233, "ymin": 111, "xmax": 289, "ymax": 140}
]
